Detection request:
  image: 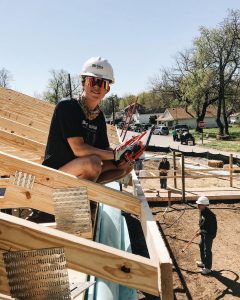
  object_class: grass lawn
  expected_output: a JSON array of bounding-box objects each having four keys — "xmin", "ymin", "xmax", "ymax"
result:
[{"xmin": 190, "ymin": 124, "xmax": 240, "ymax": 152}]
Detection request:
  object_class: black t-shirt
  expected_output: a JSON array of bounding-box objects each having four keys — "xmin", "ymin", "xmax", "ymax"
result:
[
  {"xmin": 199, "ymin": 207, "xmax": 217, "ymax": 239},
  {"xmin": 158, "ymin": 160, "xmax": 170, "ymax": 175},
  {"xmin": 42, "ymin": 99, "xmax": 109, "ymax": 169}
]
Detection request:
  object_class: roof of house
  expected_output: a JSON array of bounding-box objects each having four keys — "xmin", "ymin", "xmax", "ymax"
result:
[
  {"xmin": 230, "ymin": 112, "xmax": 240, "ymax": 117},
  {"xmin": 157, "ymin": 106, "xmax": 217, "ymax": 121}
]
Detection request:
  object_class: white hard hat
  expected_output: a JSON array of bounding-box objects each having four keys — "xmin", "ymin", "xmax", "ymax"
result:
[
  {"xmin": 196, "ymin": 196, "xmax": 209, "ymax": 205},
  {"xmin": 80, "ymin": 56, "xmax": 115, "ymax": 83}
]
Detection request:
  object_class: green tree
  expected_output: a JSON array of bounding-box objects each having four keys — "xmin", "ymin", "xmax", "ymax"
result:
[
  {"xmin": 118, "ymin": 94, "xmax": 136, "ymax": 110},
  {"xmin": 100, "ymin": 94, "xmax": 120, "ymax": 117},
  {"xmin": 195, "ymin": 9, "xmax": 240, "ymax": 135},
  {"xmin": 43, "ymin": 69, "xmax": 81, "ymax": 104}
]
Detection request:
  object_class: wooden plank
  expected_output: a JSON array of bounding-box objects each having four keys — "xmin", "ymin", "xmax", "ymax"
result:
[
  {"xmin": 0, "ymin": 104, "xmax": 52, "ymax": 123},
  {"xmin": 0, "ymin": 178, "xmax": 9, "ymax": 188},
  {"xmin": 0, "ymin": 117, "xmax": 48, "ymax": 143},
  {"xmin": 230, "ymin": 154, "xmax": 233, "ymax": 187},
  {"xmin": 0, "ymin": 129, "xmax": 45, "ymax": 157},
  {"xmin": 0, "ymin": 213, "xmax": 159, "ymax": 296},
  {"xmin": 139, "ymin": 174, "xmax": 240, "ymax": 179},
  {"xmin": 132, "ymin": 172, "xmax": 173, "ymax": 300},
  {"xmin": 0, "ymin": 109, "xmax": 50, "ymax": 131},
  {"xmin": 0, "ymin": 151, "xmax": 141, "ymax": 215},
  {"xmin": 173, "ymin": 151, "xmax": 177, "ymax": 188},
  {"xmin": 145, "ymin": 189, "xmax": 240, "ymax": 201},
  {"xmin": 1, "ymin": 182, "xmax": 54, "ymax": 212},
  {"xmin": 181, "ymin": 154, "xmax": 185, "ymax": 202},
  {"xmin": 0, "ymin": 88, "xmax": 54, "ymax": 116},
  {"xmin": 0, "ymin": 102, "xmax": 52, "ymax": 122},
  {"xmin": 0, "ymin": 145, "xmax": 40, "ymax": 163}
]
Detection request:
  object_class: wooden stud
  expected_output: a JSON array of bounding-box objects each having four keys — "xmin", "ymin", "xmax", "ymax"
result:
[
  {"xmin": 132, "ymin": 172, "xmax": 173, "ymax": 300},
  {"xmin": 230, "ymin": 154, "xmax": 233, "ymax": 187},
  {"xmin": 173, "ymin": 151, "xmax": 177, "ymax": 188},
  {"xmin": 181, "ymin": 154, "xmax": 185, "ymax": 202}
]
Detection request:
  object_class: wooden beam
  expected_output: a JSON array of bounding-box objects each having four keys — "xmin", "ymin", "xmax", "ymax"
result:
[
  {"xmin": 0, "ymin": 116, "xmax": 48, "ymax": 143},
  {"xmin": 0, "ymin": 151, "xmax": 141, "ymax": 215},
  {"xmin": 230, "ymin": 154, "xmax": 233, "ymax": 187},
  {"xmin": 173, "ymin": 151, "xmax": 177, "ymax": 188},
  {"xmin": 132, "ymin": 172, "xmax": 173, "ymax": 300},
  {"xmin": 1, "ymin": 181, "xmax": 54, "ymax": 212},
  {"xmin": 0, "ymin": 129, "xmax": 45, "ymax": 157},
  {"xmin": 0, "ymin": 213, "xmax": 159, "ymax": 296},
  {"xmin": 139, "ymin": 174, "xmax": 240, "ymax": 179},
  {"xmin": 0, "ymin": 102, "xmax": 52, "ymax": 123},
  {"xmin": 0, "ymin": 109, "xmax": 50, "ymax": 131},
  {"xmin": 181, "ymin": 154, "xmax": 185, "ymax": 202}
]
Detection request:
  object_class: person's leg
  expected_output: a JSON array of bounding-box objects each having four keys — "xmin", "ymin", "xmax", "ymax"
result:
[
  {"xmin": 97, "ymin": 160, "xmax": 133, "ymax": 184},
  {"xmin": 199, "ymin": 235, "xmax": 205, "ymax": 267},
  {"xmin": 28, "ymin": 156, "xmax": 102, "ymax": 224},
  {"xmin": 204, "ymin": 236, "xmax": 213, "ymax": 270},
  {"xmin": 163, "ymin": 177, "xmax": 167, "ymax": 188},
  {"xmin": 59, "ymin": 155, "xmax": 102, "ymax": 181},
  {"xmin": 160, "ymin": 178, "xmax": 164, "ymax": 188}
]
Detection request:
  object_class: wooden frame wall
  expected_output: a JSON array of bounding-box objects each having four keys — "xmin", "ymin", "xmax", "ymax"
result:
[{"xmin": 0, "ymin": 88, "xmax": 173, "ymax": 299}]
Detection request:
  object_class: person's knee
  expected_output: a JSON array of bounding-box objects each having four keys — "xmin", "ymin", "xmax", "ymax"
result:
[
  {"xmin": 90, "ymin": 155, "xmax": 102, "ymax": 172},
  {"xmin": 86, "ymin": 155, "xmax": 102, "ymax": 179}
]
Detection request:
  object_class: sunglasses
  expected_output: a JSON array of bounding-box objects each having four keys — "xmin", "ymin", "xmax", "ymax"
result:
[{"xmin": 85, "ymin": 77, "xmax": 110, "ymax": 91}]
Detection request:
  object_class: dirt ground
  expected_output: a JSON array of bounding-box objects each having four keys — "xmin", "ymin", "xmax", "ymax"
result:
[{"xmin": 125, "ymin": 153, "xmax": 240, "ymax": 300}]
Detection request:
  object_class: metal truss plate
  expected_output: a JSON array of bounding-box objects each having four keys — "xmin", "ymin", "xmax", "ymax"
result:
[
  {"xmin": 53, "ymin": 187, "xmax": 92, "ymax": 236},
  {"xmin": 3, "ymin": 247, "xmax": 71, "ymax": 299},
  {"xmin": 12, "ymin": 170, "xmax": 35, "ymax": 189}
]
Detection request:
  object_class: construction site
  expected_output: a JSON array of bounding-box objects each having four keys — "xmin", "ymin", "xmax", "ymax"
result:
[{"xmin": 0, "ymin": 87, "xmax": 240, "ymax": 300}]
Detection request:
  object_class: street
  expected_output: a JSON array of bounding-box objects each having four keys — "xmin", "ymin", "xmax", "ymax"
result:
[{"xmin": 119, "ymin": 130, "xmax": 240, "ymax": 158}]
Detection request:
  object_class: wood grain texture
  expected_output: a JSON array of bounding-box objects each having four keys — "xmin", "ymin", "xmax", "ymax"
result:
[
  {"xmin": 0, "ymin": 117, "xmax": 48, "ymax": 144},
  {"xmin": 0, "ymin": 109, "xmax": 50, "ymax": 131},
  {"xmin": 132, "ymin": 172, "xmax": 173, "ymax": 300},
  {"xmin": 0, "ymin": 213, "xmax": 159, "ymax": 296},
  {"xmin": 0, "ymin": 151, "xmax": 141, "ymax": 215}
]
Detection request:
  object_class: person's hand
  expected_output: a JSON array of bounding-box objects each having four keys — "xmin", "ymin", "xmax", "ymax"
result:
[{"xmin": 117, "ymin": 159, "xmax": 134, "ymax": 175}]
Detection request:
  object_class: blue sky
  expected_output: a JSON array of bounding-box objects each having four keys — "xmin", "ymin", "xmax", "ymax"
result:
[{"xmin": 1, "ymin": 0, "xmax": 239, "ymax": 98}]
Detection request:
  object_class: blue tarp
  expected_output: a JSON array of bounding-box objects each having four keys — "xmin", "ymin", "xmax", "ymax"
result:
[{"xmin": 87, "ymin": 182, "xmax": 137, "ymax": 300}]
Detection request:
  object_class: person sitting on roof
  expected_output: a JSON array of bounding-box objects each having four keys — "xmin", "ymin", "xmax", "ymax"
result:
[
  {"xmin": 42, "ymin": 56, "xmax": 132, "ymax": 183},
  {"xmin": 27, "ymin": 57, "xmax": 133, "ymax": 223}
]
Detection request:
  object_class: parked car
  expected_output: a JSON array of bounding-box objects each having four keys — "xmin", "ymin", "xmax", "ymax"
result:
[
  {"xmin": 141, "ymin": 123, "xmax": 152, "ymax": 131},
  {"xmin": 180, "ymin": 131, "xmax": 195, "ymax": 145},
  {"xmin": 172, "ymin": 124, "xmax": 189, "ymax": 133},
  {"xmin": 117, "ymin": 121, "xmax": 125, "ymax": 129},
  {"xmin": 172, "ymin": 124, "xmax": 189, "ymax": 141},
  {"xmin": 153, "ymin": 125, "xmax": 169, "ymax": 135}
]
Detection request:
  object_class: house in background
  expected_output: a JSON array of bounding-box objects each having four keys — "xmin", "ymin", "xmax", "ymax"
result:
[
  {"xmin": 122, "ymin": 103, "xmax": 164, "ymax": 124},
  {"xmin": 230, "ymin": 112, "xmax": 240, "ymax": 124},
  {"xmin": 157, "ymin": 106, "xmax": 218, "ymax": 128}
]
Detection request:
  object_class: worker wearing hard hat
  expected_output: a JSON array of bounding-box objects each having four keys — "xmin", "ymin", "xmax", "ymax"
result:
[
  {"xmin": 43, "ymin": 56, "xmax": 132, "ymax": 181},
  {"xmin": 28, "ymin": 57, "xmax": 133, "ymax": 223},
  {"xmin": 158, "ymin": 156, "xmax": 170, "ymax": 189},
  {"xmin": 196, "ymin": 196, "xmax": 217, "ymax": 275}
]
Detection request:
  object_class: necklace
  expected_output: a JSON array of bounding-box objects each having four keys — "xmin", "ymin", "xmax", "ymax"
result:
[{"xmin": 78, "ymin": 96, "xmax": 101, "ymax": 120}]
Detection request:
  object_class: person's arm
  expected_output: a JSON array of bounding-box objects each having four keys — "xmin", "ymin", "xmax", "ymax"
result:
[{"xmin": 67, "ymin": 136, "xmax": 114, "ymax": 161}]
